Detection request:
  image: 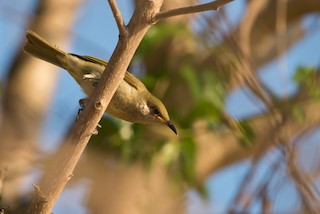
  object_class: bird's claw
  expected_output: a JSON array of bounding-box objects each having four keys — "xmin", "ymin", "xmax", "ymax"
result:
[
  {"xmin": 79, "ymin": 98, "xmax": 87, "ymax": 109},
  {"xmin": 92, "ymin": 123, "xmax": 102, "ymax": 135},
  {"xmin": 76, "ymin": 98, "xmax": 87, "ymax": 121},
  {"xmin": 77, "ymin": 98, "xmax": 102, "ymax": 135}
]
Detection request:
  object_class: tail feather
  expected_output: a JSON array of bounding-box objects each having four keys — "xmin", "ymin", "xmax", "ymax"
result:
[{"xmin": 24, "ymin": 30, "xmax": 67, "ymax": 68}]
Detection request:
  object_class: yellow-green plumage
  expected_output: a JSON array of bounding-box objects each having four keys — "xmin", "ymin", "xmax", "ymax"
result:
[{"xmin": 24, "ymin": 30, "xmax": 176, "ymax": 134}]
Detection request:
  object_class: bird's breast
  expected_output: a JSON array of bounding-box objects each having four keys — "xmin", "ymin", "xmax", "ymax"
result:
[{"xmin": 106, "ymin": 80, "xmax": 146, "ymax": 123}]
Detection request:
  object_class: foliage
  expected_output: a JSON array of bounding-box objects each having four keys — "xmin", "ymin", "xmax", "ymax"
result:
[
  {"xmin": 179, "ymin": 65, "xmax": 225, "ymax": 126},
  {"xmin": 293, "ymin": 66, "xmax": 320, "ymax": 101},
  {"xmin": 136, "ymin": 23, "xmax": 188, "ymax": 61}
]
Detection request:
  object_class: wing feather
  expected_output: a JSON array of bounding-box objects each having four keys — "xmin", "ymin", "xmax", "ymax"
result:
[{"xmin": 72, "ymin": 54, "xmax": 146, "ymax": 91}]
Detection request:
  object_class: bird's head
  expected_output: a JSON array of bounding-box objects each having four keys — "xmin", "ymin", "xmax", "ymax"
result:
[{"xmin": 143, "ymin": 93, "xmax": 177, "ymax": 135}]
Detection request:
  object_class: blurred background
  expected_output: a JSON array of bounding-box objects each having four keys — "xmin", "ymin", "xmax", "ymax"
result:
[{"xmin": 1, "ymin": 0, "xmax": 320, "ymax": 213}]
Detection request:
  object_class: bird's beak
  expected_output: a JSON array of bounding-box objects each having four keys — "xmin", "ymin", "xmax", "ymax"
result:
[
  {"xmin": 156, "ymin": 116, "xmax": 178, "ymax": 135},
  {"xmin": 167, "ymin": 120, "xmax": 178, "ymax": 135}
]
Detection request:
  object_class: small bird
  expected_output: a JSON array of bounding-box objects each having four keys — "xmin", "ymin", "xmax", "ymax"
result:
[{"xmin": 24, "ymin": 30, "xmax": 177, "ymax": 135}]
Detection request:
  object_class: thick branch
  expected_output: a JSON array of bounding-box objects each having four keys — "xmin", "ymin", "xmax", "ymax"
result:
[
  {"xmin": 152, "ymin": 0, "xmax": 234, "ymax": 22},
  {"xmin": 27, "ymin": 0, "xmax": 164, "ymax": 213}
]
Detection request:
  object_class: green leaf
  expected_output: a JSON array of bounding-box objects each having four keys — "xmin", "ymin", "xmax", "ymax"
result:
[
  {"xmin": 180, "ymin": 65, "xmax": 201, "ymax": 98},
  {"xmin": 137, "ymin": 23, "xmax": 188, "ymax": 58},
  {"xmin": 202, "ymin": 71, "xmax": 226, "ymax": 109},
  {"xmin": 237, "ymin": 121, "xmax": 255, "ymax": 147},
  {"xmin": 293, "ymin": 66, "xmax": 315, "ymax": 84},
  {"xmin": 292, "ymin": 106, "xmax": 306, "ymax": 123},
  {"xmin": 292, "ymin": 66, "xmax": 320, "ymax": 103},
  {"xmin": 178, "ymin": 138, "xmax": 197, "ymax": 184}
]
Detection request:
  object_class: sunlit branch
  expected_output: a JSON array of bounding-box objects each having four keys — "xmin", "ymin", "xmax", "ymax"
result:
[{"xmin": 152, "ymin": 0, "xmax": 234, "ymax": 22}]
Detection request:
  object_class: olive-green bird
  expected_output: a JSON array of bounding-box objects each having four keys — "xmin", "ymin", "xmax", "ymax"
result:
[{"xmin": 24, "ymin": 30, "xmax": 177, "ymax": 135}]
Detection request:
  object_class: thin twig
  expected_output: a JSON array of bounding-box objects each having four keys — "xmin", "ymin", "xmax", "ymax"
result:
[
  {"xmin": 276, "ymin": 0, "xmax": 289, "ymax": 99},
  {"xmin": 278, "ymin": 123, "xmax": 320, "ymax": 212},
  {"xmin": 228, "ymin": 158, "xmax": 260, "ymax": 213},
  {"xmin": 217, "ymin": 10, "xmax": 274, "ymax": 110},
  {"xmin": 152, "ymin": 0, "xmax": 234, "ymax": 22},
  {"xmin": 108, "ymin": 0, "xmax": 127, "ymax": 36},
  {"xmin": 33, "ymin": 184, "xmax": 48, "ymax": 203},
  {"xmin": 284, "ymin": 143, "xmax": 319, "ymax": 212}
]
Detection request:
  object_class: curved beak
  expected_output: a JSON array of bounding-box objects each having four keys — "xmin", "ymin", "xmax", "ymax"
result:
[
  {"xmin": 167, "ymin": 120, "xmax": 177, "ymax": 135},
  {"xmin": 155, "ymin": 116, "xmax": 178, "ymax": 135}
]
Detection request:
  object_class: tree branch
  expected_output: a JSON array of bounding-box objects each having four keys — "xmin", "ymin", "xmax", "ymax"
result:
[
  {"xmin": 108, "ymin": 0, "xmax": 127, "ymax": 36},
  {"xmin": 27, "ymin": 0, "xmax": 164, "ymax": 213},
  {"xmin": 152, "ymin": 0, "xmax": 234, "ymax": 22},
  {"xmin": 283, "ymin": 128, "xmax": 320, "ymax": 212}
]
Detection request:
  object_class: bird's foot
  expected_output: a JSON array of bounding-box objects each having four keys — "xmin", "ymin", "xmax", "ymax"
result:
[
  {"xmin": 76, "ymin": 98, "xmax": 87, "ymax": 121},
  {"xmin": 92, "ymin": 123, "xmax": 102, "ymax": 135},
  {"xmin": 77, "ymin": 98, "xmax": 102, "ymax": 135}
]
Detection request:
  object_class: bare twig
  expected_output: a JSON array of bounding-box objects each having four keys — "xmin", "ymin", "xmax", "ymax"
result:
[
  {"xmin": 276, "ymin": 0, "xmax": 289, "ymax": 98},
  {"xmin": 275, "ymin": 120, "xmax": 320, "ymax": 212},
  {"xmin": 32, "ymin": 184, "xmax": 48, "ymax": 202},
  {"xmin": 279, "ymin": 122, "xmax": 320, "ymax": 212},
  {"xmin": 284, "ymin": 143, "xmax": 320, "ymax": 212},
  {"xmin": 228, "ymin": 154, "xmax": 282, "ymax": 213},
  {"xmin": 228, "ymin": 162, "xmax": 259, "ymax": 214},
  {"xmin": 291, "ymin": 125, "xmax": 320, "ymax": 200},
  {"xmin": 239, "ymin": 0, "xmax": 269, "ymax": 57},
  {"xmin": 218, "ymin": 10, "xmax": 274, "ymax": 109},
  {"xmin": 152, "ymin": 0, "xmax": 234, "ymax": 22},
  {"xmin": 108, "ymin": 0, "xmax": 127, "ymax": 36}
]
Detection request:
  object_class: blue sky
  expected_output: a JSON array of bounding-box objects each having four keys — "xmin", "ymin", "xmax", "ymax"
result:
[{"xmin": 1, "ymin": 0, "xmax": 320, "ymax": 213}]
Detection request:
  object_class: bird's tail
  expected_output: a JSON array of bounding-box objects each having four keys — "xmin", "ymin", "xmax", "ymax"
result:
[{"xmin": 24, "ymin": 30, "xmax": 67, "ymax": 68}]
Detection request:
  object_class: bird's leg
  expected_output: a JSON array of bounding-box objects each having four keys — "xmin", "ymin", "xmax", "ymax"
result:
[
  {"xmin": 77, "ymin": 98, "xmax": 101, "ymax": 135},
  {"xmin": 83, "ymin": 73, "xmax": 99, "ymax": 87}
]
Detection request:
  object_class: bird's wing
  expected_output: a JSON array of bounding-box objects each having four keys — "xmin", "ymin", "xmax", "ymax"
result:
[
  {"xmin": 72, "ymin": 54, "xmax": 146, "ymax": 91},
  {"xmin": 74, "ymin": 55, "xmax": 108, "ymax": 66},
  {"xmin": 124, "ymin": 71, "xmax": 147, "ymax": 91}
]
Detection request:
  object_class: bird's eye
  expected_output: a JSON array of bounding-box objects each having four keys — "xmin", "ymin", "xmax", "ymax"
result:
[{"xmin": 152, "ymin": 108, "xmax": 160, "ymax": 115}]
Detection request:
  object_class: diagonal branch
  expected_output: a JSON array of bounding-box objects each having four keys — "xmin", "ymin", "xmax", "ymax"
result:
[
  {"xmin": 108, "ymin": 0, "xmax": 127, "ymax": 36},
  {"xmin": 152, "ymin": 0, "xmax": 234, "ymax": 22},
  {"xmin": 27, "ymin": 1, "xmax": 164, "ymax": 213}
]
